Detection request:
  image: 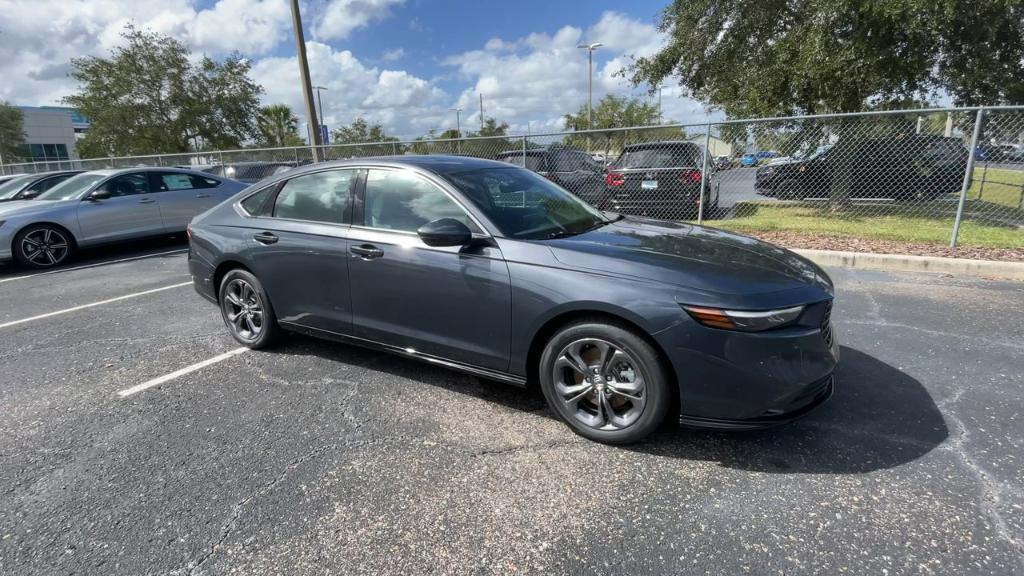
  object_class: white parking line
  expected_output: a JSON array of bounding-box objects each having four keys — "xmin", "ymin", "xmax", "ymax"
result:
[
  {"xmin": 117, "ymin": 347, "xmax": 249, "ymax": 397},
  {"xmin": 0, "ymin": 249, "xmax": 189, "ymax": 285},
  {"xmin": 0, "ymin": 281, "xmax": 192, "ymax": 330}
]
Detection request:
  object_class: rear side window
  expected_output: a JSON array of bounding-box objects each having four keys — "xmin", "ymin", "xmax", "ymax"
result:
[
  {"xmin": 273, "ymin": 169, "xmax": 355, "ymax": 224},
  {"xmin": 192, "ymin": 175, "xmax": 221, "ymax": 189},
  {"xmin": 240, "ymin": 187, "xmax": 275, "ymax": 217},
  {"xmin": 160, "ymin": 173, "xmax": 195, "ymax": 191},
  {"xmin": 498, "ymin": 153, "xmax": 545, "ymax": 172},
  {"xmin": 614, "ymin": 144, "xmax": 702, "ymax": 169}
]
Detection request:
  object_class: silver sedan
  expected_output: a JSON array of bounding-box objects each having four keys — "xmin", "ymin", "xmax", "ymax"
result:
[{"xmin": 0, "ymin": 167, "xmax": 248, "ymax": 268}]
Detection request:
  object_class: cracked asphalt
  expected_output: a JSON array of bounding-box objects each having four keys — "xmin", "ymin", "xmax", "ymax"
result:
[{"xmin": 0, "ymin": 239, "xmax": 1022, "ymax": 575}]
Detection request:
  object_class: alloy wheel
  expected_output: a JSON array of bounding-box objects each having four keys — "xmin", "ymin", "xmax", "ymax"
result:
[
  {"xmin": 222, "ymin": 278, "xmax": 264, "ymax": 341},
  {"xmin": 20, "ymin": 228, "xmax": 70, "ymax": 267},
  {"xmin": 552, "ymin": 338, "xmax": 647, "ymax": 430}
]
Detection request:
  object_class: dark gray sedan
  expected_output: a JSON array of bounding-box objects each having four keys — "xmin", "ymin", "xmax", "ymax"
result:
[
  {"xmin": 188, "ymin": 156, "xmax": 838, "ymax": 444},
  {"xmin": 0, "ymin": 167, "xmax": 247, "ymax": 268}
]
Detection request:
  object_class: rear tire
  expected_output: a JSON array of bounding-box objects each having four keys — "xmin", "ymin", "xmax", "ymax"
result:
[
  {"xmin": 219, "ymin": 269, "xmax": 280, "ymax": 349},
  {"xmin": 775, "ymin": 178, "xmax": 805, "ymax": 200},
  {"xmin": 13, "ymin": 224, "xmax": 74, "ymax": 269},
  {"xmin": 539, "ymin": 319, "xmax": 671, "ymax": 444}
]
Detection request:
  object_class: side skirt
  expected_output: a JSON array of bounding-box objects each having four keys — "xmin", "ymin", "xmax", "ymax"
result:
[{"xmin": 279, "ymin": 321, "xmax": 528, "ymax": 387}]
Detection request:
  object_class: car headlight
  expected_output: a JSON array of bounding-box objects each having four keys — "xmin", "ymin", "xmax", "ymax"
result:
[{"xmin": 682, "ymin": 305, "xmax": 804, "ymax": 331}]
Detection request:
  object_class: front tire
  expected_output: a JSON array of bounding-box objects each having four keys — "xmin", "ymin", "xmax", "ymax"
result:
[
  {"xmin": 13, "ymin": 224, "xmax": 74, "ymax": 269},
  {"xmin": 219, "ymin": 269, "xmax": 280, "ymax": 349},
  {"xmin": 539, "ymin": 320, "xmax": 671, "ymax": 444}
]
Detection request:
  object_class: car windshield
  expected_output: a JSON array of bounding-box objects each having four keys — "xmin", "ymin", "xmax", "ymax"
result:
[
  {"xmin": 0, "ymin": 175, "xmax": 32, "ymax": 199},
  {"xmin": 497, "ymin": 153, "xmax": 544, "ymax": 172},
  {"xmin": 34, "ymin": 173, "xmax": 108, "ymax": 200},
  {"xmin": 615, "ymin": 145, "xmax": 701, "ymax": 169},
  {"xmin": 444, "ymin": 167, "xmax": 609, "ymax": 240}
]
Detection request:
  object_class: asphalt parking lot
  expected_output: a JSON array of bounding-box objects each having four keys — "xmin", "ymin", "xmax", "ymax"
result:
[{"xmin": 0, "ymin": 242, "xmax": 1022, "ymax": 575}]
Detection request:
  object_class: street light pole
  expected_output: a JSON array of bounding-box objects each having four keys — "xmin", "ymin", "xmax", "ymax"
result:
[
  {"xmin": 577, "ymin": 42, "xmax": 603, "ymax": 130},
  {"xmin": 288, "ymin": 0, "xmax": 322, "ymax": 160},
  {"xmin": 450, "ymin": 107, "xmax": 462, "ymax": 154},
  {"xmin": 313, "ymin": 85, "xmax": 328, "ymax": 142}
]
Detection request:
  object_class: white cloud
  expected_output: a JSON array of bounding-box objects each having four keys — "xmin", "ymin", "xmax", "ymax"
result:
[
  {"xmin": 381, "ymin": 47, "xmax": 405, "ymax": 61},
  {"xmin": 0, "ymin": 0, "xmax": 292, "ymax": 106},
  {"xmin": 251, "ymin": 42, "xmax": 446, "ymax": 138},
  {"xmin": 313, "ymin": 0, "xmax": 404, "ymax": 41}
]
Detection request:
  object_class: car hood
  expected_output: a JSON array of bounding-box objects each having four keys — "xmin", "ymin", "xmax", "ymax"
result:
[
  {"xmin": 0, "ymin": 199, "xmax": 76, "ymax": 218},
  {"xmin": 545, "ymin": 216, "xmax": 832, "ymax": 303}
]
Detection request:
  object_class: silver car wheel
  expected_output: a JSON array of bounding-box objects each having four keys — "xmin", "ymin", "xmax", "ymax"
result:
[
  {"xmin": 222, "ymin": 278, "xmax": 264, "ymax": 341},
  {"xmin": 21, "ymin": 228, "xmax": 70, "ymax": 267},
  {"xmin": 552, "ymin": 338, "xmax": 647, "ymax": 430}
]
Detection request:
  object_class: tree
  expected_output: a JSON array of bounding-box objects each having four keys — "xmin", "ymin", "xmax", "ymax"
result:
[
  {"xmin": 64, "ymin": 25, "xmax": 264, "ymax": 157},
  {"xmin": 563, "ymin": 95, "xmax": 683, "ymax": 153},
  {"xmin": 628, "ymin": 0, "xmax": 1024, "ymax": 117},
  {"xmin": 330, "ymin": 118, "xmax": 402, "ymax": 156},
  {"xmin": 0, "ymin": 102, "xmax": 25, "ymax": 162},
  {"xmin": 257, "ymin": 104, "xmax": 305, "ymax": 148}
]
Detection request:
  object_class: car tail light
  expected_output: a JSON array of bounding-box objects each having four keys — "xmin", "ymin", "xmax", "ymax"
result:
[
  {"xmin": 680, "ymin": 169, "xmax": 702, "ymax": 183},
  {"xmin": 606, "ymin": 171, "xmax": 625, "ymax": 186}
]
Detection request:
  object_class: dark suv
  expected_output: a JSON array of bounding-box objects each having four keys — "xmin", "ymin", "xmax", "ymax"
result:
[
  {"xmin": 604, "ymin": 141, "xmax": 718, "ymax": 219},
  {"xmin": 755, "ymin": 136, "xmax": 968, "ymax": 200},
  {"xmin": 496, "ymin": 146, "xmax": 606, "ymax": 206}
]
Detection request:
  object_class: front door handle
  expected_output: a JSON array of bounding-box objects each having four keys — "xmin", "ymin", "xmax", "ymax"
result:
[
  {"xmin": 253, "ymin": 232, "xmax": 279, "ymax": 245},
  {"xmin": 137, "ymin": 198, "xmax": 156, "ymax": 204},
  {"xmin": 350, "ymin": 244, "xmax": 384, "ymax": 259},
  {"xmin": 195, "ymin": 193, "xmax": 211, "ymax": 198}
]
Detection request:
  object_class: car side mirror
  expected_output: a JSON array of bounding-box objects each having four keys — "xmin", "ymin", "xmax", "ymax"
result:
[
  {"xmin": 20, "ymin": 190, "xmax": 39, "ymax": 199},
  {"xmin": 417, "ymin": 218, "xmax": 473, "ymax": 247},
  {"xmin": 88, "ymin": 189, "xmax": 111, "ymax": 201}
]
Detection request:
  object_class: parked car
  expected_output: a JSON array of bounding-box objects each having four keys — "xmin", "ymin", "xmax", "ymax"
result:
[
  {"xmin": 200, "ymin": 161, "xmax": 299, "ymax": 183},
  {"xmin": 0, "ymin": 167, "xmax": 247, "ymax": 268},
  {"xmin": 0, "ymin": 170, "xmax": 83, "ymax": 202},
  {"xmin": 713, "ymin": 155, "xmax": 732, "ymax": 170},
  {"xmin": 756, "ymin": 150, "xmax": 780, "ymax": 160},
  {"xmin": 755, "ymin": 136, "xmax": 968, "ymax": 200},
  {"xmin": 188, "ymin": 155, "xmax": 838, "ymax": 444},
  {"xmin": 495, "ymin": 146, "xmax": 606, "ymax": 206},
  {"xmin": 603, "ymin": 141, "xmax": 719, "ymax": 219},
  {"xmin": 739, "ymin": 153, "xmax": 759, "ymax": 167}
]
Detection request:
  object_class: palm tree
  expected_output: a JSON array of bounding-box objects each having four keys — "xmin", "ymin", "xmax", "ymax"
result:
[{"xmin": 257, "ymin": 104, "xmax": 300, "ymax": 147}]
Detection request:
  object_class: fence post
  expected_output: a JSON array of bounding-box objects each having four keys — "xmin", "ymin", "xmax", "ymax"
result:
[
  {"xmin": 293, "ymin": 147, "xmax": 299, "ymax": 163},
  {"xmin": 521, "ymin": 135, "xmax": 526, "ymax": 165},
  {"xmin": 392, "ymin": 141, "xmax": 398, "ymax": 156},
  {"xmin": 950, "ymin": 108, "xmax": 984, "ymax": 248},
  {"xmin": 0, "ymin": 151, "xmax": 5, "ymax": 176},
  {"xmin": 697, "ymin": 126, "xmax": 711, "ymax": 224}
]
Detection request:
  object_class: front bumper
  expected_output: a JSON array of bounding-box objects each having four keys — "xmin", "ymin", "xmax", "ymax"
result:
[{"xmin": 654, "ymin": 299, "xmax": 839, "ymax": 427}]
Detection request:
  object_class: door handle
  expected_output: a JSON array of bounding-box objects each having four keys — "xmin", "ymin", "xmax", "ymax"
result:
[
  {"xmin": 195, "ymin": 193, "xmax": 211, "ymax": 198},
  {"xmin": 253, "ymin": 232, "xmax": 279, "ymax": 245},
  {"xmin": 350, "ymin": 244, "xmax": 384, "ymax": 259},
  {"xmin": 137, "ymin": 198, "xmax": 156, "ymax": 204}
]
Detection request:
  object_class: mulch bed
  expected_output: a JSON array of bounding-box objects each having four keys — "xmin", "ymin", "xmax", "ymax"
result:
[{"xmin": 745, "ymin": 231, "xmax": 1024, "ymax": 263}]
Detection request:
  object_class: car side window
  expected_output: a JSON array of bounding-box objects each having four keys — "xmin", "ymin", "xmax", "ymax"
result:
[
  {"xmin": 239, "ymin": 186, "xmax": 275, "ymax": 217},
  {"xmin": 363, "ymin": 169, "xmax": 479, "ymax": 233},
  {"xmin": 192, "ymin": 175, "xmax": 221, "ymax": 189},
  {"xmin": 98, "ymin": 174, "xmax": 150, "ymax": 197},
  {"xmin": 156, "ymin": 173, "xmax": 196, "ymax": 191},
  {"xmin": 26, "ymin": 174, "xmax": 72, "ymax": 194},
  {"xmin": 273, "ymin": 169, "xmax": 355, "ymax": 224}
]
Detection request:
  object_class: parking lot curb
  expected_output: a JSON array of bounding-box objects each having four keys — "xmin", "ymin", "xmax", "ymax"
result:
[{"xmin": 793, "ymin": 248, "xmax": 1024, "ymax": 280}]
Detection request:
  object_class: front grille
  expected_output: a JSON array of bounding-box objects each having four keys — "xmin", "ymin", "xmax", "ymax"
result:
[{"xmin": 821, "ymin": 300, "xmax": 834, "ymax": 349}]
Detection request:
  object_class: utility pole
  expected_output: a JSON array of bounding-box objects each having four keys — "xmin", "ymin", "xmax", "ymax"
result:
[
  {"xmin": 577, "ymin": 42, "xmax": 603, "ymax": 130},
  {"xmin": 289, "ymin": 0, "xmax": 322, "ymax": 160},
  {"xmin": 657, "ymin": 84, "xmax": 664, "ymax": 125},
  {"xmin": 479, "ymin": 93, "xmax": 484, "ymax": 132}
]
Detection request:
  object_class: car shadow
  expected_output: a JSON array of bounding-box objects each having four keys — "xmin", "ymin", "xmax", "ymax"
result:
[
  {"xmin": 272, "ymin": 337, "xmax": 947, "ymax": 474},
  {"xmin": 0, "ymin": 235, "xmax": 188, "ymax": 279}
]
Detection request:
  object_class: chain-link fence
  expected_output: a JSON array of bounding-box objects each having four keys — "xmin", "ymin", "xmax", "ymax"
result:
[{"xmin": 2, "ymin": 106, "xmax": 1022, "ymax": 252}]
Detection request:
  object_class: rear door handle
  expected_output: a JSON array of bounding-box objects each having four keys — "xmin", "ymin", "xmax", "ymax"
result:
[
  {"xmin": 350, "ymin": 244, "xmax": 384, "ymax": 259},
  {"xmin": 253, "ymin": 232, "xmax": 279, "ymax": 245},
  {"xmin": 137, "ymin": 198, "xmax": 156, "ymax": 204}
]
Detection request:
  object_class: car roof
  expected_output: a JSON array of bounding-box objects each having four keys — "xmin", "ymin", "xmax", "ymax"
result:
[
  {"xmin": 83, "ymin": 166, "xmax": 217, "ymax": 178},
  {"xmin": 622, "ymin": 141, "xmax": 703, "ymax": 150},
  {"xmin": 287, "ymin": 155, "xmax": 517, "ymax": 176}
]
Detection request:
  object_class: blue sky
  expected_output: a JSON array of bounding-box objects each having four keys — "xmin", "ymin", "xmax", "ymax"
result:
[{"xmin": 0, "ymin": 0, "xmax": 716, "ymax": 139}]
